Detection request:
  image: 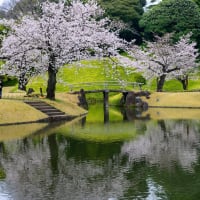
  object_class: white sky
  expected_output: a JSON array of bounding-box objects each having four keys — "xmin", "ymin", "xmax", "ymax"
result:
[
  {"xmin": 0, "ymin": 0, "xmax": 4, "ymax": 6},
  {"xmin": 0, "ymin": 0, "xmax": 9, "ymax": 7}
]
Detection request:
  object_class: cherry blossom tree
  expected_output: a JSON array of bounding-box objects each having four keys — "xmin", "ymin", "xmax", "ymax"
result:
[
  {"xmin": 119, "ymin": 33, "xmax": 199, "ymax": 91},
  {"xmin": 0, "ymin": 0, "xmax": 126, "ymax": 99}
]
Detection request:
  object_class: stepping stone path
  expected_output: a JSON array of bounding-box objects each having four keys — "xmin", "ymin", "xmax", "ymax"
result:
[{"xmin": 25, "ymin": 100, "xmax": 73, "ymax": 122}]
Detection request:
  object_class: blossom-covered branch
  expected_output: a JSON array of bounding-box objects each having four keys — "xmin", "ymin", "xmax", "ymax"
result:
[
  {"xmin": 118, "ymin": 33, "xmax": 198, "ymax": 91},
  {"xmin": 0, "ymin": 0, "xmax": 127, "ymax": 99}
]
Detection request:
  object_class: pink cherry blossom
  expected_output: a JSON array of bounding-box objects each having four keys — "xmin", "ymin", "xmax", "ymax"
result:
[
  {"xmin": 118, "ymin": 33, "xmax": 198, "ymax": 91},
  {"xmin": 0, "ymin": 0, "xmax": 126, "ymax": 99}
]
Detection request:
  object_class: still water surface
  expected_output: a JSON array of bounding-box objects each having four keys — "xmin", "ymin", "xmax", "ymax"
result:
[{"xmin": 0, "ymin": 105, "xmax": 200, "ymax": 200}]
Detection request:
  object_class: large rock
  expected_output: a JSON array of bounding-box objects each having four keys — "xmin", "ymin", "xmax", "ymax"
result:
[{"xmin": 125, "ymin": 92, "xmax": 136, "ymax": 106}]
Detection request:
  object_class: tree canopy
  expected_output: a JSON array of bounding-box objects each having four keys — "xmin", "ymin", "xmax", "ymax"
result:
[
  {"xmin": 139, "ymin": 0, "xmax": 200, "ymax": 47},
  {"xmin": 100, "ymin": 0, "xmax": 145, "ymax": 26},
  {"xmin": 0, "ymin": 1, "xmax": 126, "ymax": 99},
  {"xmin": 193, "ymin": 0, "xmax": 200, "ymax": 7},
  {"xmin": 99, "ymin": 0, "xmax": 145, "ymax": 42},
  {"xmin": 118, "ymin": 34, "xmax": 198, "ymax": 91}
]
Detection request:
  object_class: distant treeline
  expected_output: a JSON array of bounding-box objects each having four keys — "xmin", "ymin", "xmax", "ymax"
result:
[{"xmin": 1, "ymin": 0, "xmax": 200, "ymax": 47}]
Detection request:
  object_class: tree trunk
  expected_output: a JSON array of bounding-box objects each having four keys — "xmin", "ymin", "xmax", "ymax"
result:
[
  {"xmin": 177, "ymin": 75, "xmax": 188, "ymax": 90},
  {"xmin": 157, "ymin": 74, "xmax": 166, "ymax": 92},
  {"xmin": 18, "ymin": 73, "xmax": 28, "ymax": 91},
  {"xmin": 46, "ymin": 67, "xmax": 57, "ymax": 100}
]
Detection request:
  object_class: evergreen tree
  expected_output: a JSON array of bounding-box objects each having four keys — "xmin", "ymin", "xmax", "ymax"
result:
[
  {"xmin": 193, "ymin": 0, "xmax": 200, "ymax": 7},
  {"xmin": 100, "ymin": 0, "xmax": 146, "ymax": 43},
  {"xmin": 139, "ymin": 0, "xmax": 200, "ymax": 49}
]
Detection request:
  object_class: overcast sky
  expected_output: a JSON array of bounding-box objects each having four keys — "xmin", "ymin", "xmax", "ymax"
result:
[{"xmin": 0, "ymin": 0, "xmax": 4, "ymax": 6}]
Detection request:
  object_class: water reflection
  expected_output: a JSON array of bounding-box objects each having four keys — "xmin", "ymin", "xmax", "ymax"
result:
[
  {"xmin": 0, "ymin": 123, "xmax": 48, "ymax": 141},
  {"xmin": 48, "ymin": 134, "xmax": 59, "ymax": 174},
  {"xmin": 122, "ymin": 107, "xmax": 150, "ymax": 121},
  {"xmin": 122, "ymin": 120, "xmax": 200, "ymax": 171},
  {"xmin": 0, "ymin": 107, "xmax": 200, "ymax": 199}
]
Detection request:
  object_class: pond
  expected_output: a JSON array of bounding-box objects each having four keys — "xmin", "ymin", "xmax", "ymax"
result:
[{"xmin": 0, "ymin": 105, "xmax": 200, "ymax": 200}]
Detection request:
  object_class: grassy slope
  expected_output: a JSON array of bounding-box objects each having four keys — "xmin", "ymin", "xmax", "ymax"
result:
[
  {"xmin": 0, "ymin": 99, "xmax": 47, "ymax": 124},
  {"xmin": 0, "ymin": 87, "xmax": 86, "ymax": 125},
  {"xmin": 143, "ymin": 78, "xmax": 200, "ymax": 92},
  {"xmin": 26, "ymin": 59, "xmax": 144, "ymax": 94},
  {"xmin": 25, "ymin": 60, "xmax": 200, "ymax": 93}
]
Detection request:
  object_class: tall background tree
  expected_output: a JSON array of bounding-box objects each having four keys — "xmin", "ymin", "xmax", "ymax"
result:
[
  {"xmin": 193, "ymin": 0, "xmax": 200, "ymax": 7},
  {"xmin": 139, "ymin": 0, "xmax": 200, "ymax": 49},
  {"xmin": 99, "ymin": 0, "xmax": 146, "ymax": 43},
  {"xmin": 0, "ymin": 1, "xmax": 126, "ymax": 99}
]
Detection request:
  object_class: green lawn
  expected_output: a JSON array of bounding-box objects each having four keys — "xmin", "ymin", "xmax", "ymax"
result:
[
  {"xmin": 24, "ymin": 59, "xmax": 200, "ymax": 95},
  {"xmin": 143, "ymin": 78, "xmax": 200, "ymax": 92},
  {"xmin": 26, "ymin": 59, "xmax": 145, "ymax": 94}
]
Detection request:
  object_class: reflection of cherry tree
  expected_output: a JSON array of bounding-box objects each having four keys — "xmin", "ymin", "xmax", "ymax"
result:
[
  {"xmin": 122, "ymin": 120, "xmax": 200, "ymax": 171},
  {"xmin": 0, "ymin": 137, "xmax": 129, "ymax": 200},
  {"xmin": 0, "ymin": 133, "xmax": 168, "ymax": 200},
  {"xmin": 1, "ymin": 120, "xmax": 200, "ymax": 199}
]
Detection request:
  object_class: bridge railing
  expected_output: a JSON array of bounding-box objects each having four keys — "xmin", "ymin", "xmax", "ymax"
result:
[{"xmin": 65, "ymin": 81, "xmax": 144, "ymax": 91}]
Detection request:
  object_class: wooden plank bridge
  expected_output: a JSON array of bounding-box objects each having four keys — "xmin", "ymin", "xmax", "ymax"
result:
[
  {"xmin": 66, "ymin": 81, "xmax": 150, "ymax": 109},
  {"xmin": 67, "ymin": 81, "xmax": 144, "ymax": 93}
]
